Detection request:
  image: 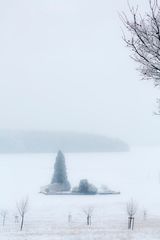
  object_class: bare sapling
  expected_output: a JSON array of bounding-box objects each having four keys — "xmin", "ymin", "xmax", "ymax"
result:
[
  {"xmin": 1, "ymin": 210, "xmax": 7, "ymax": 226},
  {"xmin": 83, "ymin": 207, "xmax": 94, "ymax": 226},
  {"xmin": 17, "ymin": 197, "xmax": 29, "ymax": 231},
  {"xmin": 127, "ymin": 199, "xmax": 137, "ymax": 230}
]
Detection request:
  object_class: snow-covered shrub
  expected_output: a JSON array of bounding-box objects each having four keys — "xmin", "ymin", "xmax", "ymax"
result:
[{"xmin": 72, "ymin": 179, "xmax": 97, "ymax": 194}]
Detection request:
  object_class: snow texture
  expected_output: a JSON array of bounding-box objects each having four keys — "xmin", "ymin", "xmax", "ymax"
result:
[{"xmin": 0, "ymin": 147, "xmax": 160, "ymax": 239}]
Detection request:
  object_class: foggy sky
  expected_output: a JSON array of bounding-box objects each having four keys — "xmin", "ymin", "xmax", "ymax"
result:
[{"xmin": 0, "ymin": 0, "xmax": 159, "ymax": 146}]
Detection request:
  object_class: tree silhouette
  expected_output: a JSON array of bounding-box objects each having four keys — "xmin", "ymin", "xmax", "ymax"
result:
[{"xmin": 51, "ymin": 150, "xmax": 71, "ymax": 191}]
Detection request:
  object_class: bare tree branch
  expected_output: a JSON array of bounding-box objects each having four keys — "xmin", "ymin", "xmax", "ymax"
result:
[
  {"xmin": 121, "ymin": 0, "xmax": 160, "ymax": 86},
  {"xmin": 127, "ymin": 199, "xmax": 137, "ymax": 217}
]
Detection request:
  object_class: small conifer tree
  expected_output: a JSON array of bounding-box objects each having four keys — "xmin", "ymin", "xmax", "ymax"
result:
[{"xmin": 51, "ymin": 150, "xmax": 70, "ymax": 191}]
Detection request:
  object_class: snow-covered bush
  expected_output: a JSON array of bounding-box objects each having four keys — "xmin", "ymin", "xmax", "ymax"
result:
[{"xmin": 72, "ymin": 179, "xmax": 97, "ymax": 194}]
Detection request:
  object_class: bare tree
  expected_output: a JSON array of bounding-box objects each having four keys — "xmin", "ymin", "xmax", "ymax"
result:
[
  {"xmin": 127, "ymin": 199, "xmax": 137, "ymax": 230},
  {"xmin": 17, "ymin": 197, "xmax": 29, "ymax": 231},
  {"xmin": 83, "ymin": 207, "xmax": 94, "ymax": 226},
  {"xmin": 121, "ymin": 0, "xmax": 160, "ymax": 86},
  {"xmin": 0, "ymin": 210, "xmax": 7, "ymax": 226}
]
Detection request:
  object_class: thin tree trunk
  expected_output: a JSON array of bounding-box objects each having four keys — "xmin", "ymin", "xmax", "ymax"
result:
[
  {"xmin": 20, "ymin": 215, "xmax": 24, "ymax": 231},
  {"xmin": 128, "ymin": 217, "xmax": 131, "ymax": 229},
  {"xmin": 132, "ymin": 217, "xmax": 134, "ymax": 230},
  {"xmin": 87, "ymin": 215, "xmax": 89, "ymax": 225}
]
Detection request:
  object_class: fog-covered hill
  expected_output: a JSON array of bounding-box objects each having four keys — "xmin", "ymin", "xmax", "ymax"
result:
[{"xmin": 0, "ymin": 130, "xmax": 129, "ymax": 153}]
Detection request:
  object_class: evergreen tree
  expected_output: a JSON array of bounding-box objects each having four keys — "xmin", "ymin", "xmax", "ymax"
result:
[{"xmin": 51, "ymin": 150, "xmax": 70, "ymax": 190}]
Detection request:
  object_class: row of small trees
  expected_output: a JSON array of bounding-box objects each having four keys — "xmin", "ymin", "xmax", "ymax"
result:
[
  {"xmin": 79, "ymin": 199, "xmax": 139, "ymax": 229},
  {"xmin": 83, "ymin": 200, "xmax": 138, "ymax": 229},
  {"xmin": 1, "ymin": 197, "xmax": 28, "ymax": 231},
  {"xmin": 0, "ymin": 198, "xmax": 141, "ymax": 231}
]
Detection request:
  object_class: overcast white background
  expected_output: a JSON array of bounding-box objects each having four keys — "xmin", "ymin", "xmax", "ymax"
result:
[{"xmin": 0, "ymin": 0, "xmax": 159, "ymax": 146}]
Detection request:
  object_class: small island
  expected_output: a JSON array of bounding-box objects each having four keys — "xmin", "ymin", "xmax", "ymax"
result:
[{"xmin": 40, "ymin": 150, "xmax": 120, "ymax": 195}]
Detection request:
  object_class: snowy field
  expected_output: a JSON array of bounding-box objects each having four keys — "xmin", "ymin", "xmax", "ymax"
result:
[{"xmin": 1, "ymin": 147, "xmax": 160, "ymax": 239}]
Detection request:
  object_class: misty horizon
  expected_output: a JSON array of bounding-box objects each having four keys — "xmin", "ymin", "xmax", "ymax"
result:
[
  {"xmin": 0, "ymin": 129, "xmax": 129, "ymax": 153},
  {"xmin": 0, "ymin": 0, "xmax": 159, "ymax": 146}
]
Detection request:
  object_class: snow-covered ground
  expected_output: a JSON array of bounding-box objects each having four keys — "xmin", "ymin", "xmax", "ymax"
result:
[{"xmin": 1, "ymin": 147, "xmax": 160, "ymax": 239}]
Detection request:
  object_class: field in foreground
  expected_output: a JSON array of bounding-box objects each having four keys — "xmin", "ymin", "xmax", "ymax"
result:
[{"xmin": 0, "ymin": 147, "xmax": 160, "ymax": 239}]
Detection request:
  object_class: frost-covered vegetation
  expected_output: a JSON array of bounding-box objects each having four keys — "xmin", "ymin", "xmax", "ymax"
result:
[
  {"xmin": 41, "ymin": 151, "xmax": 71, "ymax": 194},
  {"xmin": 41, "ymin": 151, "xmax": 118, "ymax": 195},
  {"xmin": 50, "ymin": 150, "xmax": 71, "ymax": 192},
  {"xmin": 72, "ymin": 179, "xmax": 97, "ymax": 194},
  {"xmin": 1, "ymin": 148, "xmax": 160, "ymax": 239}
]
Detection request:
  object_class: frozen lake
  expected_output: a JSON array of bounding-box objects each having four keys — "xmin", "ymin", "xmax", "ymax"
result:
[{"xmin": 1, "ymin": 147, "xmax": 160, "ymax": 239}]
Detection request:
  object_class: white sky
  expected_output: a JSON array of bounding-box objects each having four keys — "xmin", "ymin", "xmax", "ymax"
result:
[{"xmin": 0, "ymin": 0, "xmax": 159, "ymax": 146}]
